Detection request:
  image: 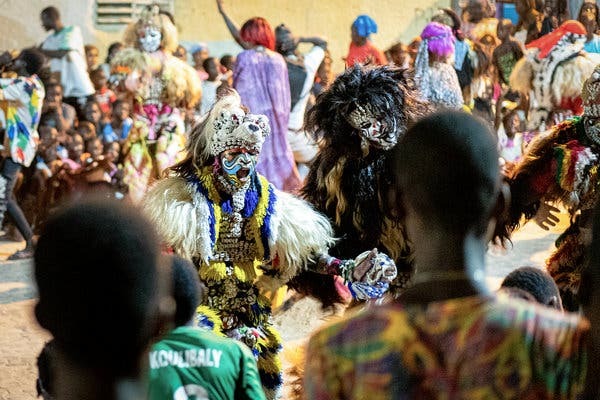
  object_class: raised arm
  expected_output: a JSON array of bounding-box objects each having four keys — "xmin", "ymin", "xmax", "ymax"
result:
[
  {"xmin": 298, "ymin": 36, "xmax": 328, "ymax": 49},
  {"xmin": 216, "ymin": 0, "xmax": 252, "ymax": 50}
]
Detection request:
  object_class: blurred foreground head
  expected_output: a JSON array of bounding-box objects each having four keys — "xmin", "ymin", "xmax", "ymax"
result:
[{"xmin": 34, "ymin": 198, "xmax": 173, "ymax": 377}]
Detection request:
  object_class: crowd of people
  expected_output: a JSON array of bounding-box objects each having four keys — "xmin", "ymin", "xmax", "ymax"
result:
[{"xmin": 5, "ymin": 0, "xmax": 600, "ymax": 398}]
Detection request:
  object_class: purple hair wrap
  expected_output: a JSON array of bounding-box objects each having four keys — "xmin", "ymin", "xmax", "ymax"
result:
[{"xmin": 421, "ymin": 22, "xmax": 455, "ymax": 57}]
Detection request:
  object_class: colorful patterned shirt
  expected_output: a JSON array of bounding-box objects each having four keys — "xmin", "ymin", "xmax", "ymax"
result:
[
  {"xmin": 0, "ymin": 75, "xmax": 44, "ymax": 167},
  {"xmin": 305, "ymin": 295, "xmax": 589, "ymax": 400}
]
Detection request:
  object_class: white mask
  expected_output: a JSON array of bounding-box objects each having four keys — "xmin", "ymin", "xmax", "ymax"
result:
[{"xmin": 139, "ymin": 26, "xmax": 162, "ymax": 52}]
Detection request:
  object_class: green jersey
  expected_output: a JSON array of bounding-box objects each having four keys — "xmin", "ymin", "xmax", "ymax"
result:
[{"xmin": 148, "ymin": 326, "xmax": 266, "ymax": 400}]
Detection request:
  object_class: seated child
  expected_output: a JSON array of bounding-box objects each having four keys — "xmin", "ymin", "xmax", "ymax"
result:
[
  {"xmin": 101, "ymin": 100, "xmax": 133, "ymax": 144},
  {"xmin": 90, "ymin": 67, "xmax": 116, "ymax": 116}
]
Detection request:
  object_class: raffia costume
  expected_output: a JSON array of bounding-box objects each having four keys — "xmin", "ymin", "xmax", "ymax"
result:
[
  {"xmin": 510, "ymin": 20, "xmax": 599, "ymax": 131},
  {"xmin": 143, "ymin": 92, "xmax": 397, "ymax": 399},
  {"xmin": 111, "ymin": 5, "xmax": 201, "ymax": 203},
  {"xmin": 508, "ymin": 66, "xmax": 600, "ymax": 311},
  {"xmin": 296, "ymin": 66, "xmax": 430, "ymax": 303}
]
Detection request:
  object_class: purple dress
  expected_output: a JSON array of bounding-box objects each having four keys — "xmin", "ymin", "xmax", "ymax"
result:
[{"xmin": 234, "ymin": 47, "xmax": 301, "ymax": 192}]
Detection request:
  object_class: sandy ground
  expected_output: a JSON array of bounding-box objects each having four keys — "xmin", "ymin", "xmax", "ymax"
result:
[{"xmin": 0, "ymin": 216, "xmax": 566, "ymax": 399}]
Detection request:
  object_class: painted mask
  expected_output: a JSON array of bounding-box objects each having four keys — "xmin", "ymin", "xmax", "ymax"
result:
[
  {"xmin": 359, "ymin": 118, "xmax": 398, "ymax": 150},
  {"xmin": 139, "ymin": 26, "xmax": 162, "ymax": 53},
  {"xmin": 219, "ymin": 148, "xmax": 258, "ymax": 188}
]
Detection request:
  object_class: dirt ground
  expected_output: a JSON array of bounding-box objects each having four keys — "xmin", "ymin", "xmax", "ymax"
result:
[{"xmin": 0, "ymin": 216, "xmax": 563, "ymax": 399}]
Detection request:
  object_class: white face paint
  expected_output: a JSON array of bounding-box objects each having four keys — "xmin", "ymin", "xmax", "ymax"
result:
[{"xmin": 139, "ymin": 26, "xmax": 162, "ymax": 52}]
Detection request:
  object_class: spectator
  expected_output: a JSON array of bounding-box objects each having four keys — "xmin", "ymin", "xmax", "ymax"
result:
[
  {"xmin": 77, "ymin": 120, "xmax": 96, "ymax": 142},
  {"xmin": 493, "ymin": 19, "xmax": 525, "ymax": 87},
  {"xmin": 199, "ymin": 57, "xmax": 222, "ymax": 116},
  {"xmin": 192, "ymin": 43, "xmax": 209, "ymax": 80},
  {"xmin": 65, "ymin": 133, "xmax": 85, "ymax": 168},
  {"xmin": 217, "ymin": 0, "xmax": 301, "ymax": 191},
  {"xmin": 90, "ymin": 68, "xmax": 116, "ymax": 116},
  {"xmin": 40, "ymin": 81, "xmax": 76, "ymax": 136},
  {"xmin": 275, "ymin": 24, "xmax": 327, "ymax": 178},
  {"xmin": 148, "ymin": 255, "xmax": 266, "ymax": 400},
  {"xmin": 84, "ymin": 137, "xmax": 103, "ymax": 161},
  {"xmin": 100, "ymin": 99, "xmax": 133, "ymax": 144},
  {"xmin": 0, "ymin": 48, "xmax": 46, "ymax": 260},
  {"xmin": 173, "ymin": 44, "xmax": 188, "ymax": 62},
  {"xmin": 414, "ymin": 22, "xmax": 464, "ymax": 110},
  {"xmin": 501, "ymin": 266, "xmax": 564, "ymax": 310},
  {"xmin": 103, "ymin": 141, "xmax": 120, "ymax": 165},
  {"xmin": 33, "ymin": 199, "xmax": 174, "ymax": 400},
  {"xmin": 304, "ymin": 111, "xmax": 589, "ymax": 399},
  {"xmin": 384, "ymin": 42, "xmax": 409, "ymax": 68},
  {"xmin": 345, "ymin": 15, "xmax": 387, "ymax": 67},
  {"xmin": 100, "ymin": 41, "xmax": 124, "ymax": 79},
  {"xmin": 84, "ymin": 44, "xmax": 99, "ymax": 72},
  {"xmin": 220, "ymin": 54, "xmax": 235, "ymax": 73},
  {"xmin": 40, "ymin": 6, "xmax": 95, "ymax": 117},
  {"xmin": 81, "ymin": 99, "xmax": 103, "ymax": 134},
  {"xmin": 579, "ymin": 1, "xmax": 600, "ymax": 53}
]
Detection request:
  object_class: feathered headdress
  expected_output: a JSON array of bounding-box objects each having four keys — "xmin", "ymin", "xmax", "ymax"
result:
[{"xmin": 186, "ymin": 90, "xmax": 270, "ymax": 168}]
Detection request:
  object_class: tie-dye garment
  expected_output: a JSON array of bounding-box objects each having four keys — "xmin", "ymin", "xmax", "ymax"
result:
[
  {"xmin": 305, "ymin": 295, "xmax": 589, "ymax": 400},
  {"xmin": 0, "ymin": 75, "xmax": 44, "ymax": 167}
]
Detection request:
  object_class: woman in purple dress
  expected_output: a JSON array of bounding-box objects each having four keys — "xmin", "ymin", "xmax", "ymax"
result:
[{"xmin": 217, "ymin": 0, "xmax": 301, "ymax": 191}]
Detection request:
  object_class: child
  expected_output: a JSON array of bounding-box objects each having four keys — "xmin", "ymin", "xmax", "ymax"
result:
[
  {"xmin": 77, "ymin": 121, "xmax": 97, "ymax": 142},
  {"xmin": 101, "ymin": 100, "xmax": 133, "ymax": 144},
  {"xmin": 84, "ymin": 137, "xmax": 104, "ymax": 161},
  {"xmin": 90, "ymin": 68, "xmax": 116, "ymax": 116},
  {"xmin": 148, "ymin": 256, "xmax": 266, "ymax": 400},
  {"xmin": 199, "ymin": 57, "xmax": 222, "ymax": 115},
  {"xmin": 492, "ymin": 19, "xmax": 525, "ymax": 87}
]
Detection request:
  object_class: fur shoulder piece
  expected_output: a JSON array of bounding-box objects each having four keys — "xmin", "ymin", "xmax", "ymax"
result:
[
  {"xmin": 142, "ymin": 176, "xmax": 212, "ymax": 261},
  {"xmin": 553, "ymin": 54, "xmax": 597, "ymax": 103},
  {"xmin": 509, "ymin": 56, "xmax": 533, "ymax": 94},
  {"xmin": 258, "ymin": 189, "xmax": 336, "ymax": 291}
]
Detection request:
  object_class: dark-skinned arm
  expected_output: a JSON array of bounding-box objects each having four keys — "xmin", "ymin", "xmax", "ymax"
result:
[
  {"xmin": 298, "ymin": 36, "xmax": 328, "ymax": 49},
  {"xmin": 216, "ymin": 0, "xmax": 252, "ymax": 50}
]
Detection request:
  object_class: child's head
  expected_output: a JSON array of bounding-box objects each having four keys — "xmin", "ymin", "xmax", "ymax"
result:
[
  {"xmin": 39, "ymin": 125, "xmax": 58, "ymax": 143},
  {"xmin": 67, "ymin": 134, "xmax": 84, "ymax": 161},
  {"xmin": 84, "ymin": 44, "xmax": 99, "ymax": 70},
  {"xmin": 501, "ymin": 266, "xmax": 563, "ymax": 310},
  {"xmin": 90, "ymin": 68, "xmax": 108, "ymax": 91},
  {"xmin": 497, "ymin": 19, "xmax": 514, "ymax": 41},
  {"xmin": 85, "ymin": 137, "xmax": 104, "ymax": 160},
  {"xmin": 103, "ymin": 141, "xmax": 121, "ymax": 163},
  {"xmin": 169, "ymin": 255, "xmax": 203, "ymax": 326},
  {"xmin": 219, "ymin": 54, "xmax": 235, "ymax": 72},
  {"xmin": 502, "ymin": 109, "xmax": 522, "ymax": 137},
  {"xmin": 112, "ymin": 100, "xmax": 130, "ymax": 121},
  {"xmin": 202, "ymin": 57, "xmax": 220, "ymax": 81},
  {"xmin": 83, "ymin": 100, "xmax": 102, "ymax": 125},
  {"xmin": 77, "ymin": 121, "xmax": 97, "ymax": 141}
]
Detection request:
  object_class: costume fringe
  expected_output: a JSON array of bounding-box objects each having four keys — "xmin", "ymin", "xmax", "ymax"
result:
[{"xmin": 194, "ymin": 305, "xmax": 225, "ymax": 335}]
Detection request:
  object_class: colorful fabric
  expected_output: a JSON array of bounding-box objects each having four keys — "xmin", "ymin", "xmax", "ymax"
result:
[
  {"xmin": 0, "ymin": 75, "xmax": 44, "ymax": 167},
  {"xmin": 233, "ymin": 47, "xmax": 301, "ymax": 192},
  {"xmin": 148, "ymin": 326, "xmax": 266, "ymax": 400},
  {"xmin": 418, "ymin": 61, "xmax": 464, "ymax": 110},
  {"xmin": 189, "ymin": 168, "xmax": 282, "ymax": 400},
  {"xmin": 345, "ymin": 41, "xmax": 387, "ymax": 67},
  {"xmin": 305, "ymin": 296, "xmax": 589, "ymax": 400}
]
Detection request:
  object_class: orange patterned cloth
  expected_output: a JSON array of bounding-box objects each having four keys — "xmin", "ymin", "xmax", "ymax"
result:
[{"xmin": 305, "ymin": 295, "xmax": 589, "ymax": 400}]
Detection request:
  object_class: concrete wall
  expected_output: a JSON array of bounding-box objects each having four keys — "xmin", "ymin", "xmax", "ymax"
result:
[{"xmin": 0, "ymin": 0, "xmax": 451, "ymax": 72}]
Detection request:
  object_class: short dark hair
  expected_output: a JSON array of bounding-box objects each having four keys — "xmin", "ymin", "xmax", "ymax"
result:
[
  {"xmin": 170, "ymin": 255, "xmax": 202, "ymax": 326},
  {"xmin": 34, "ymin": 199, "xmax": 162, "ymax": 376},
  {"xmin": 390, "ymin": 111, "xmax": 500, "ymax": 235},
  {"xmin": 20, "ymin": 48, "xmax": 46, "ymax": 76},
  {"xmin": 41, "ymin": 6, "xmax": 60, "ymax": 20},
  {"xmin": 501, "ymin": 266, "xmax": 562, "ymax": 310},
  {"xmin": 220, "ymin": 54, "xmax": 234, "ymax": 70}
]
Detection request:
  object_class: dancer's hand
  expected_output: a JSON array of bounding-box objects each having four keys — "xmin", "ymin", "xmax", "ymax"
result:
[{"xmin": 534, "ymin": 202, "xmax": 560, "ymax": 230}]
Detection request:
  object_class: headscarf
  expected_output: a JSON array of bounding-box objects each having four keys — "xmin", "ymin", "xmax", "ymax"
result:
[{"xmin": 352, "ymin": 15, "xmax": 378, "ymax": 38}]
